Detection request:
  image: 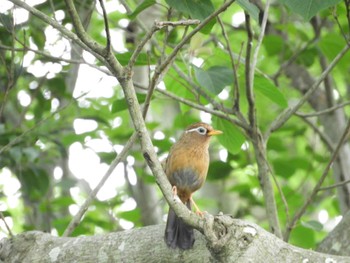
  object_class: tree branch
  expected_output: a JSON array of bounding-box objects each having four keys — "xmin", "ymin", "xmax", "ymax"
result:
[
  {"xmin": 2, "ymin": 219, "xmax": 350, "ymax": 262},
  {"xmin": 285, "ymin": 117, "xmax": 350, "ymax": 241},
  {"xmin": 267, "ymin": 43, "xmax": 350, "ymax": 136},
  {"xmin": 62, "ymin": 133, "xmax": 138, "ymax": 237}
]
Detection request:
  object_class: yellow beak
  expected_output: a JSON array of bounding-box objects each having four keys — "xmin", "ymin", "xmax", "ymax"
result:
[{"xmin": 207, "ymin": 129, "xmax": 223, "ymax": 136}]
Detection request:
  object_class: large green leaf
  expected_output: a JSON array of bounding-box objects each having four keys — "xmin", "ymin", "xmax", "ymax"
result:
[
  {"xmin": 194, "ymin": 66, "xmax": 233, "ymax": 95},
  {"xmin": 254, "ymin": 74, "xmax": 288, "ymax": 108},
  {"xmin": 213, "ymin": 117, "xmax": 245, "ymax": 154},
  {"xmin": 278, "ymin": 0, "xmax": 342, "ymax": 20}
]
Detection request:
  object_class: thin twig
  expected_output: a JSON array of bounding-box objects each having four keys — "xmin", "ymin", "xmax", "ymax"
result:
[
  {"xmin": 267, "ymin": 43, "xmax": 350, "ymax": 137},
  {"xmin": 244, "ymin": 13, "xmax": 255, "ymax": 129},
  {"xmin": 64, "ymin": 0, "xmax": 104, "ymax": 55},
  {"xmin": 98, "ymin": 0, "xmax": 111, "ymax": 52},
  {"xmin": 284, "ymin": 117, "xmax": 350, "ymax": 241},
  {"xmin": 8, "ymin": 0, "xmax": 106, "ymax": 64},
  {"xmin": 156, "ymin": 19, "xmax": 200, "ymax": 27},
  {"xmin": 135, "ymin": 82, "xmax": 247, "ymax": 132},
  {"xmin": 217, "ymin": 16, "xmax": 242, "ymax": 115},
  {"xmin": 332, "ymin": 6, "xmax": 349, "ymax": 42},
  {"xmin": 128, "ymin": 19, "xmax": 200, "ymax": 69},
  {"xmin": 0, "ymin": 92, "xmax": 88, "ymax": 155},
  {"xmin": 295, "ymin": 101, "xmax": 350, "ymax": 117},
  {"xmin": 298, "ymin": 116, "xmax": 334, "ymax": 152},
  {"xmin": 0, "ymin": 212, "xmax": 13, "ymax": 237},
  {"xmin": 156, "ymin": 0, "xmax": 235, "ymax": 75},
  {"xmin": 128, "ymin": 24, "xmax": 159, "ymax": 69},
  {"xmin": 63, "ymin": 133, "xmax": 137, "ymax": 237},
  {"xmin": 318, "ymin": 178, "xmax": 350, "ymax": 191}
]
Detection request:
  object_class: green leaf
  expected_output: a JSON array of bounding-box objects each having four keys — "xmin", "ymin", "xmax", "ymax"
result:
[
  {"xmin": 237, "ymin": 0, "xmax": 260, "ymax": 22},
  {"xmin": 128, "ymin": 0, "xmax": 156, "ymax": 19},
  {"xmin": 115, "ymin": 52, "xmax": 155, "ymax": 66},
  {"xmin": 290, "ymin": 225, "xmax": 315, "ymax": 248},
  {"xmin": 213, "ymin": 117, "xmax": 245, "ymax": 154},
  {"xmin": 166, "ymin": 0, "xmax": 214, "ymax": 21},
  {"xmin": 111, "ymin": 93, "xmax": 147, "ymax": 113},
  {"xmin": 273, "ymin": 157, "xmax": 310, "ymax": 178},
  {"xmin": 0, "ymin": 13, "xmax": 14, "ymax": 32},
  {"xmin": 301, "ymin": 220, "xmax": 323, "ymax": 231},
  {"xmin": 207, "ymin": 161, "xmax": 232, "ymax": 180},
  {"xmin": 194, "ymin": 66, "xmax": 233, "ymax": 95},
  {"xmin": 263, "ymin": 35, "xmax": 284, "ymax": 56},
  {"xmin": 254, "ymin": 74, "xmax": 288, "ymax": 108},
  {"xmin": 165, "ymin": 0, "xmax": 215, "ymax": 33},
  {"xmin": 51, "ymin": 197, "xmax": 76, "ymax": 208},
  {"xmin": 118, "ymin": 208, "xmax": 141, "ymax": 223},
  {"xmin": 297, "ymin": 47, "xmax": 318, "ymax": 67},
  {"xmin": 278, "ymin": 0, "xmax": 342, "ymax": 20}
]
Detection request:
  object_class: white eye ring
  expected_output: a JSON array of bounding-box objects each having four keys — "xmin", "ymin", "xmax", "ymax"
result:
[{"xmin": 197, "ymin": 127, "xmax": 207, "ymax": 135}]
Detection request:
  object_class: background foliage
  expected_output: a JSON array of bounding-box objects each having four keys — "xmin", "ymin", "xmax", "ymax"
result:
[{"xmin": 1, "ymin": 0, "xmax": 350, "ymax": 251}]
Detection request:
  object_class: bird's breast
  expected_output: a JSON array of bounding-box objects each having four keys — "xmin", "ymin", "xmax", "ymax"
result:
[{"xmin": 166, "ymin": 147, "xmax": 209, "ymax": 201}]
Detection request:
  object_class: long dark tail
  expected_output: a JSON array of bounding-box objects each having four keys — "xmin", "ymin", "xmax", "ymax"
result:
[{"xmin": 164, "ymin": 201, "xmax": 194, "ymax": 249}]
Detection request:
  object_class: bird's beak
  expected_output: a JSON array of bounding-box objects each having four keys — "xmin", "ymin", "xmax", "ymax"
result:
[{"xmin": 208, "ymin": 129, "xmax": 223, "ymax": 136}]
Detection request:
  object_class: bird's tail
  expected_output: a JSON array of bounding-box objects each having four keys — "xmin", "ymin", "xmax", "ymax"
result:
[{"xmin": 164, "ymin": 201, "xmax": 194, "ymax": 250}]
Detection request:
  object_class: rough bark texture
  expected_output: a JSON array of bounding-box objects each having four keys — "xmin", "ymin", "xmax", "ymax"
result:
[
  {"xmin": 317, "ymin": 210, "xmax": 350, "ymax": 256},
  {"xmin": 1, "ymin": 218, "xmax": 349, "ymax": 263}
]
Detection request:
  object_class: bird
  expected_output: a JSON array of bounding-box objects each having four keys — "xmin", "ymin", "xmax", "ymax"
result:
[{"xmin": 164, "ymin": 122, "xmax": 222, "ymax": 250}]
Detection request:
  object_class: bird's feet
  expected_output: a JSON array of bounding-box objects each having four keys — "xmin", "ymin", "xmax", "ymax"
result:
[{"xmin": 190, "ymin": 196, "xmax": 204, "ymax": 217}]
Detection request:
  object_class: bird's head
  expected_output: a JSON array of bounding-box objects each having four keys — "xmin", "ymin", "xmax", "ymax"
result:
[{"xmin": 179, "ymin": 122, "xmax": 223, "ymax": 146}]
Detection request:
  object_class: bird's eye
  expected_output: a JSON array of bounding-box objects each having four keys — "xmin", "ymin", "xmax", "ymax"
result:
[{"xmin": 197, "ymin": 127, "xmax": 207, "ymax": 135}]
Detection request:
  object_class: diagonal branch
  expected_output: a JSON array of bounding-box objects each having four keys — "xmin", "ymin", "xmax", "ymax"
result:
[
  {"xmin": 8, "ymin": 0, "xmax": 105, "ymax": 63},
  {"xmin": 284, "ymin": 117, "xmax": 350, "ymax": 241},
  {"xmin": 267, "ymin": 43, "xmax": 350, "ymax": 137},
  {"xmin": 63, "ymin": 133, "xmax": 138, "ymax": 237},
  {"xmin": 64, "ymin": 0, "xmax": 105, "ymax": 55},
  {"xmin": 98, "ymin": 0, "xmax": 111, "ymax": 52}
]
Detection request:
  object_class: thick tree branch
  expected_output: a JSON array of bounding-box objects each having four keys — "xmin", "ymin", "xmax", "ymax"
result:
[
  {"xmin": 1, "ymin": 218, "xmax": 350, "ymax": 263},
  {"xmin": 244, "ymin": 2, "xmax": 282, "ymax": 238}
]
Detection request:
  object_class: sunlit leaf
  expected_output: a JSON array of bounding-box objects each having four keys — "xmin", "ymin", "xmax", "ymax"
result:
[
  {"xmin": 254, "ymin": 74, "xmax": 288, "ymax": 108},
  {"xmin": 213, "ymin": 117, "xmax": 245, "ymax": 154}
]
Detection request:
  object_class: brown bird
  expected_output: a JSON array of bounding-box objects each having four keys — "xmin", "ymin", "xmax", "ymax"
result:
[{"xmin": 164, "ymin": 122, "xmax": 222, "ymax": 249}]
